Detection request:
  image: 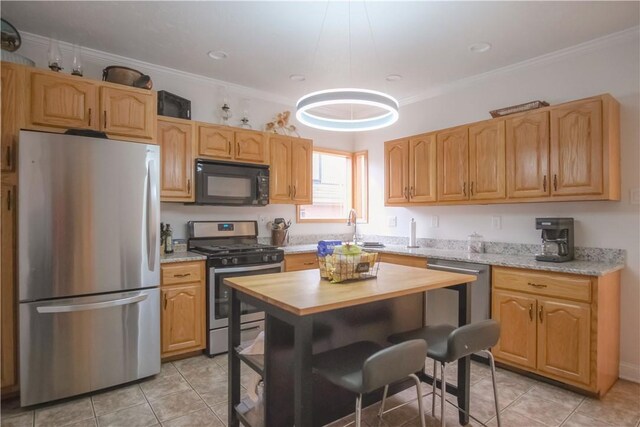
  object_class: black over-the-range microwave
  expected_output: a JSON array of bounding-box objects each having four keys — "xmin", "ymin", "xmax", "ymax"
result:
[{"xmin": 194, "ymin": 159, "xmax": 269, "ymax": 206}]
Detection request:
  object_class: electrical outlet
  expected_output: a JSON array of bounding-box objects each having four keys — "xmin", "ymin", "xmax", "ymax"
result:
[
  {"xmin": 492, "ymin": 216, "xmax": 502, "ymax": 230},
  {"xmin": 387, "ymin": 216, "xmax": 397, "ymax": 228},
  {"xmin": 631, "ymin": 188, "xmax": 640, "ymax": 205},
  {"xmin": 259, "ymin": 215, "xmax": 269, "ymax": 226},
  {"xmin": 431, "ymin": 215, "xmax": 439, "ymax": 228}
]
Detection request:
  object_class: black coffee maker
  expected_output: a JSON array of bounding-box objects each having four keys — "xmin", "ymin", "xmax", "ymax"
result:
[{"xmin": 535, "ymin": 218, "xmax": 574, "ymax": 262}]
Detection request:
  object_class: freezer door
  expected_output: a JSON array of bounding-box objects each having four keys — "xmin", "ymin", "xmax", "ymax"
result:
[
  {"xmin": 19, "ymin": 288, "xmax": 160, "ymax": 406},
  {"xmin": 18, "ymin": 131, "xmax": 160, "ymax": 301}
]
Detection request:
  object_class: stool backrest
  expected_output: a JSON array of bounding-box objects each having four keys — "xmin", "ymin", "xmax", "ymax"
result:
[
  {"xmin": 362, "ymin": 339, "xmax": 427, "ymax": 393},
  {"xmin": 446, "ymin": 319, "xmax": 500, "ymax": 361}
]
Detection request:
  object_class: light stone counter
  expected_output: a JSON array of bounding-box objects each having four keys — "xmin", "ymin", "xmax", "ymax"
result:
[
  {"xmin": 160, "ymin": 251, "xmax": 207, "ymax": 264},
  {"xmin": 280, "ymin": 244, "xmax": 624, "ymax": 277}
]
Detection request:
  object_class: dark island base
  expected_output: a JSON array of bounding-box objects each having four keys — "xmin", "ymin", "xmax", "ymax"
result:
[{"xmin": 264, "ymin": 295, "xmax": 424, "ymax": 427}]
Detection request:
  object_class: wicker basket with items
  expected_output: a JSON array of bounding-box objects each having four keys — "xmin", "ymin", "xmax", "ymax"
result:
[{"xmin": 317, "ymin": 241, "xmax": 379, "ymax": 283}]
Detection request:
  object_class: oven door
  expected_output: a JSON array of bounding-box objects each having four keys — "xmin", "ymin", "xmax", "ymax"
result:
[
  {"xmin": 195, "ymin": 160, "xmax": 268, "ymax": 206},
  {"xmin": 209, "ymin": 263, "xmax": 283, "ymax": 329}
]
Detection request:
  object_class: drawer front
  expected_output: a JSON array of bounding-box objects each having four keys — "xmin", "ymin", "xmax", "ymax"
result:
[
  {"xmin": 493, "ymin": 267, "xmax": 591, "ymax": 302},
  {"xmin": 161, "ymin": 261, "xmax": 203, "ymax": 285},
  {"xmin": 285, "ymin": 253, "xmax": 318, "ymax": 272},
  {"xmin": 379, "ymin": 253, "xmax": 427, "ymax": 268}
]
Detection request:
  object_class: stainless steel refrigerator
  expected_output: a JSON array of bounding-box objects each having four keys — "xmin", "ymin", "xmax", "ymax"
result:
[{"xmin": 18, "ymin": 130, "xmax": 161, "ymax": 406}]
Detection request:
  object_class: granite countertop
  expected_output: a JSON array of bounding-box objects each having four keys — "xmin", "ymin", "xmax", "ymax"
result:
[
  {"xmin": 280, "ymin": 244, "xmax": 624, "ymax": 277},
  {"xmin": 160, "ymin": 251, "xmax": 207, "ymax": 264}
]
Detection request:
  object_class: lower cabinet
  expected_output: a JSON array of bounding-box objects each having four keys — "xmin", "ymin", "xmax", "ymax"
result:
[
  {"xmin": 491, "ymin": 266, "xmax": 619, "ymax": 396},
  {"xmin": 284, "ymin": 253, "xmax": 318, "ymax": 272},
  {"xmin": 378, "ymin": 253, "xmax": 427, "ymax": 268},
  {"xmin": 161, "ymin": 261, "xmax": 206, "ymax": 358},
  {"xmin": 1, "ymin": 183, "xmax": 17, "ymax": 393}
]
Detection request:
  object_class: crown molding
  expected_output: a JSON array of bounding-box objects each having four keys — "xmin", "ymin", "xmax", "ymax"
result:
[
  {"xmin": 20, "ymin": 31, "xmax": 297, "ymax": 107},
  {"xmin": 399, "ymin": 25, "xmax": 640, "ymax": 107}
]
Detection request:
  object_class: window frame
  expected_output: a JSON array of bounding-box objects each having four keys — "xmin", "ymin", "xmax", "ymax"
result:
[{"xmin": 296, "ymin": 148, "xmax": 369, "ymax": 224}]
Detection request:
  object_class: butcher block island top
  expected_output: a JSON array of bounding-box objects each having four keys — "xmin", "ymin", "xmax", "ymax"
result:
[{"xmin": 223, "ymin": 262, "xmax": 476, "ymax": 316}]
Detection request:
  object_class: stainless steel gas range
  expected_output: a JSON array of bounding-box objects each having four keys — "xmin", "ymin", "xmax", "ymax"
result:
[{"xmin": 187, "ymin": 220, "xmax": 284, "ymax": 355}]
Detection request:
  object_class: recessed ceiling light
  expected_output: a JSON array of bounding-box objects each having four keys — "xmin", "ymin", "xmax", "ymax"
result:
[
  {"xmin": 385, "ymin": 74, "xmax": 403, "ymax": 82},
  {"xmin": 207, "ymin": 50, "xmax": 229, "ymax": 60},
  {"xmin": 468, "ymin": 42, "xmax": 492, "ymax": 53},
  {"xmin": 289, "ymin": 74, "xmax": 306, "ymax": 82}
]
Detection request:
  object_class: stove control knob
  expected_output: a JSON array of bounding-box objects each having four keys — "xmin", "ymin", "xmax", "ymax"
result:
[
  {"xmin": 270, "ymin": 254, "xmax": 279, "ymax": 262},
  {"xmin": 232, "ymin": 257, "xmax": 239, "ymax": 265},
  {"xmin": 221, "ymin": 258, "xmax": 229, "ymax": 266},
  {"xmin": 262, "ymin": 255, "xmax": 270, "ymax": 262}
]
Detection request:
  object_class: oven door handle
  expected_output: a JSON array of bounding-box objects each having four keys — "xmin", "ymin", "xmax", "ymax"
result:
[{"xmin": 213, "ymin": 263, "xmax": 283, "ymax": 274}]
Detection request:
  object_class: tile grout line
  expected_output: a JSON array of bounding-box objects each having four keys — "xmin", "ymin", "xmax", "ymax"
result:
[
  {"xmin": 140, "ymin": 364, "xmax": 168, "ymax": 427},
  {"xmin": 89, "ymin": 394, "xmax": 98, "ymax": 427}
]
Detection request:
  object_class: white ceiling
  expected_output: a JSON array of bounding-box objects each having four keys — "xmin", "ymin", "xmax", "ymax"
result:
[{"xmin": 2, "ymin": 1, "xmax": 639, "ymax": 104}]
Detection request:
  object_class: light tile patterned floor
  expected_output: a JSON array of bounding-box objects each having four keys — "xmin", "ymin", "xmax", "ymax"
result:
[{"xmin": 1, "ymin": 355, "xmax": 639, "ymax": 427}]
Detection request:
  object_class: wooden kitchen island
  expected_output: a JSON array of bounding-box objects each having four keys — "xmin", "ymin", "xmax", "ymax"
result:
[{"xmin": 225, "ymin": 263, "xmax": 476, "ymax": 427}]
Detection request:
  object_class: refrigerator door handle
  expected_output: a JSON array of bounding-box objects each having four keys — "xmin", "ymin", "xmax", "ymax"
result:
[
  {"xmin": 146, "ymin": 158, "xmax": 159, "ymax": 271},
  {"xmin": 36, "ymin": 293, "xmax": 148, "ymax": 314}
]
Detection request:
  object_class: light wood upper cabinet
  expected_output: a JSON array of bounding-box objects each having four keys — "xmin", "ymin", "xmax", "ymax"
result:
[
  {"xmin": 469, "ymin": 121, "xmax": 505, "ymax": 200},
  {"xmin": 161, "ymin": 284, "xmax": 205, "ymax": 354},
  {"xmin": 100, "ymin": 86, "xmax": 155, "ymax": 140},
  {"xmin": 1, "ymin": 63, "xmax": 24, "ymax": 173},
  {"xmin": 269, "ymin": 135, "xmax": 292, "ymax": 202},
  {"xmin": 1, "ymin": 183, "xmax": 17, "ymax": 391},
  {"xmin": 269, "ymin": 135, "xmax": 312, "ymax": 204},
  {"xmin": 291, "ymin": 138, "xmax": 313, "ymax": 204},
  {"xmin": 30, "ymin": 71, "xmax": 98, "ymax": 130},
  {"xmin": 161, "ymin": 261, "xmax": 206, "ymax": 358},
  {"xmin": 537, "ymin": 298, "xmax": 591, "ymax": 385},
  {"xmin": 198, "ymin": 124, "xmax": 234, "ymax": 159},
  {"xmin": 409, "ymin": 134, "xmax": 437, "ymax": 202},
  {"xmin": 492, "ymin": 290, "xmax": 537, "ymax": 369},
  {"xmin": 385, "ymin": 139, "xmax": 409, "ymax": 204},
  {"xmin": 550, "ymin": 99, "xmax": 603, "ymax": 196},
  {"xmin": 437, "ymin": 126, "xmax": 469, "ymax": 201},
  {"xmin": 159, "ymin": 118, "xmax": 194, "ymax": 202},
  {"xmin": 506, "ymin": 111, "xmax": 550, "ymax": 198},
  {"xmin": 235, "ymin": 130, "xmax": 268, "ymax": 164}
]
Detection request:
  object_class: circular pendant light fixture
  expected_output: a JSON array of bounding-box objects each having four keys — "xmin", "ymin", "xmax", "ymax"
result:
[
  {"xmin": 296, "ymin": 2, "xmax": 399, "ymax": 132},
  {"xmin": 296, "ymin": 88, "xmax": 399, "ymax": 132}
]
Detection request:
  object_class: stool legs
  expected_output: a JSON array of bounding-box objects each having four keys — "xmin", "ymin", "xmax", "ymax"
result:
[
  {"xmin": 440, "ymin": 362, "xmax": 446, "ymax": 427},
  {"xmin": 377, "ymin": 385, "xmax": 389, "ymax": 421},
  {"xmin": 355, "ymin": 394, "xmax": 363, "ymax": 427},
  {"xmin": 409, "ymin": 373, "xmax": 426, "ymax": 427},
  {"xmin": 431, "ymin": 359, "xmax": 437, "ymax": 417},
  {"xmin": 486, "ymin": 350, "xmax": 501, "ymax": 427}
]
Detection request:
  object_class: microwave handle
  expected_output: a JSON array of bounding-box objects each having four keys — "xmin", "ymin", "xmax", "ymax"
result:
[{"xmin": 257, "ymin": 175, "xmax": 267, "ymax": 199}]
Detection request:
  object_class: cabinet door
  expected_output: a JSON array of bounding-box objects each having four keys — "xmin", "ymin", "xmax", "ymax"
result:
[
  {"xmin": 506, "ymin": 111, "xmax": 550, "ymax": 198},
  {"xmin": 100, "ymin": 87, "xmax": 155, "ymax": 139},
  {"xmin": 1, "ymin": 184, "xmax": 16, "ymax": 390},
  {"xmin": 30, "ymin": 71, "xmax": 98, "ymax": 130},
  {"xmin": 161, "ymin": 284, "xmax": 205, "ymax": 355},
  {"xmin": 537, "ymin": 298, "xmax": 591, "ymax": 385},
  {"xmin": 235, "ymin": 130, "xmax": 268, "ymax": 164},
  {"xmin": 409, "ymin": 134, "xmax": 437, "ymax": 202},
  {"xmin": 291, "ymin": 138, "xmax": 313, "ymax": 204},
  {"xmin": 385, "ymin": 140, "xmax": 409, "ymax": 204},
  {"xmin": 198, "ymin": 124, "xmax": 234, "ymax": 160},
  {"xmin": 159, "ymin": 119, "xmax": 194, "ymax": 201},
  {"xmin": 469, "ymin": 121, "xmax": 505, "ymax": 200},
  {"xmin": 492, "ymin": 290, "xmax": 537, "ymax": 369},
  {"xmin": 437, "ymin": 127, "xmax": 469, "ymax": 201},
  {"xmin": 550, "ymin": 100, "xmax": 603, "ymax": 196},
  {"xmin": 1, "ymin": 64, "xmax": 23, "ymax": 172},
  {"xmin": 270, "ymin": 135, "xmax": 292, "ymax": 202}
]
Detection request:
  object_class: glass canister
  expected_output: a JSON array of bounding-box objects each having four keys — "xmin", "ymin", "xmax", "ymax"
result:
[{"xmin": 467, "ymin": 232, "xmax": 484, "ymax": 253}]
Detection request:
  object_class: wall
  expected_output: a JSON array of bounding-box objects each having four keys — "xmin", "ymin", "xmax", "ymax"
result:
[
  {"xmin": 16, "ymin": 32, "xmax": 355, "ymax": 239},
  {"xmin": 354, "ymin": 29, "xmax": 640, "ymax": 380}
]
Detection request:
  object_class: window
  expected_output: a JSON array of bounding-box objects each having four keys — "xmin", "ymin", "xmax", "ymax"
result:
[{"xmin": 297, "ymin": 149, "xmax": 368, "ymax": 223}]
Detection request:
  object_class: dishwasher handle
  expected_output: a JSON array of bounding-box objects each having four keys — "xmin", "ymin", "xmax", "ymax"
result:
[{"xmin": 427, "ymin": 263, "xmax": 482, "ymax": 275}]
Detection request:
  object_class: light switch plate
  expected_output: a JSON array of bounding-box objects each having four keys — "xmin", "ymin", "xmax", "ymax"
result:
[
  {"xmin": 259, "ymin": 215, "xmax": 269, "ymax": 225},
  {"xmin": 387, "ymin": 216, "xmax": 397, "ymax": 228},
  {"xmin": 492, "ymin": 216, "xmax": 502, "ymax": 230},
  {"xmin": 431, "ymin": 215, "xmax": 439, "ymax": 228},
  {"xmin": 630, "ymin": 188, "xmax": 640, "ymax": 205}
]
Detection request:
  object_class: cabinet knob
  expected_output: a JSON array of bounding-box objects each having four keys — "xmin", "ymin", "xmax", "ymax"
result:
[
  {"xmin": 553, "ymin": 174, "xmax": 558, "ymax": 192},
  {"xmin": 529, "ymin": 303, "xmax": 533, "ymax": 321},
  {"xmin": 187, "ymin": 179, "xmax": 191, "ymax": 194},
  {"xmin": 543, "ymin": 175, "xmax": 547, "ymax": 192},
  {"xmin": 463, "ymin": 182, "xmax": 467, "ymax": 197},
  {"xmin": 103, "ymin": 111, "xmax": 107, "ymax": 128},
  {"xmin": 538, "ymin": 305, "xmax": 543, "ymax": 322},
  {"xmin": 88, "ymin": 108, "xmax": 92, "ymax": 126}
]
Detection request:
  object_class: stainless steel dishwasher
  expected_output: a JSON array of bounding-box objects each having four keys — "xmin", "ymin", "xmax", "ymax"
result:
[{"xmin": 425, "ymin": 259, "xmax": 491, "ymax": 361}]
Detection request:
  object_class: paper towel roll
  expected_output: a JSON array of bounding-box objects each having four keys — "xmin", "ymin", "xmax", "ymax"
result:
[{"xmin": 408, "ymin": 218, "xmax": 418, "ymax": 247}]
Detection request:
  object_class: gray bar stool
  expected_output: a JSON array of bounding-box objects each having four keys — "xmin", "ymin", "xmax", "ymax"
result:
[
  {"xmin": 388, "ymin": 320, "xmax": 501, "ymax": 427},
  {"xmin": 313, "ymin": 339, "xmax": 428, "ymax": 427}
]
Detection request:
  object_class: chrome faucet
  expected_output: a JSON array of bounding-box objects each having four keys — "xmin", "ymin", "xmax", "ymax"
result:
[{"xmin": 347, "ymin": 208, "xmax": 358, "ymax": 244}]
